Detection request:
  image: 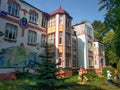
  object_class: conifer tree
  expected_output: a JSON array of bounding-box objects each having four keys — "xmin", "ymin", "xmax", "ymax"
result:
[{"xmin": 25, "ymin": 44, "xmax": 60, "ymax": 90}]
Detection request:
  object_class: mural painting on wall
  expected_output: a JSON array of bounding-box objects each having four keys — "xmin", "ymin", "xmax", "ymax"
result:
[
  {"xmin": 0, "ymin": 46, "xmax": 40, "ymax": 67},
  {"xmin": 20, "ymin": 16, "xmax": 29, "ymax": 28}
]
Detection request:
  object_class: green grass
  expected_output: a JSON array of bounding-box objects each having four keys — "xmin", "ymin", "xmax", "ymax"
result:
[
  {"xmin": 0, "ymin": 74, "xmax": 120, "ymax": 90},
  {"xmin": 0, "ymin": 80, "xmax": 24, "ymax": 90}
]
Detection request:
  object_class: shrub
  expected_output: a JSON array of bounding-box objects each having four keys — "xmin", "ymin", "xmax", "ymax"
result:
[
  {"xmin": 86, "ymin": 71, "xmax": 98, "ymax": 81},
  {"xmin": 117, "ymin": 60, "xmax": 120, "ymax": 72}
]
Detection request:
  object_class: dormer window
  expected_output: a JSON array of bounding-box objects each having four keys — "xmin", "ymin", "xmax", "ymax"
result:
[
  {"xmin": 29, "ymin": 12, "xmax": 38, "ymax": 24},
  {"xmin": 8, "ymin": 2, "xmax": 19, "ymax": 17}
]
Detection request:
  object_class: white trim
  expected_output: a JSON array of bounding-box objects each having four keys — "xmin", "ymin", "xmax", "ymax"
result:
[{"xmin": 55, "ymin": 14, "xmax": 59, "ymax": 63}]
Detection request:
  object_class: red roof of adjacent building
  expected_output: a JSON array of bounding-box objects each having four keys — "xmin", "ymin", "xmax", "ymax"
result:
[{"xmin": 50, "ymin": 6, "xmax": 72, "ymax": 19}]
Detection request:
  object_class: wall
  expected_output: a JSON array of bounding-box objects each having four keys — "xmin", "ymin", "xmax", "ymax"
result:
[{"xmin": 0, "ymin": 0, "xmax": 46, "ymax": 68}]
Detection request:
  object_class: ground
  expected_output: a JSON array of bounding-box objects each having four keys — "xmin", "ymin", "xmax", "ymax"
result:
[{"xmin": 0, "ymin": 74, "xmax": 120, "ymax": 90}]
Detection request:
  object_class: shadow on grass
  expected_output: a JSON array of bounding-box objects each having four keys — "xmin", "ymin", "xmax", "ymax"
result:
[{"xmin": 54, "ymin": 82, "xmax": 105, "ymax": 90}]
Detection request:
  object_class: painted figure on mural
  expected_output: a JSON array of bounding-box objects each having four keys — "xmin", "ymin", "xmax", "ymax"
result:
[{"xmin": 0, "ymin": 46, "xmax": 40, "ymax": 67}]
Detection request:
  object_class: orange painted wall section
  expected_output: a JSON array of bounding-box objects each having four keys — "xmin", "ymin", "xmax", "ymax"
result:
[
  {"xmin": 58, "ymin": 45, "xmax": 63, "ymax": 53},
  {"xmin": 59, "ymin": 25, "xmax": 64, "ymax": 31},
  {"xmin": 47, "ymin": 26, "xmax": 56, "ymax": 34}
]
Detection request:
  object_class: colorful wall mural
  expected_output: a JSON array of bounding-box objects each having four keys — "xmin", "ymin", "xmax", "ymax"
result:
[{"xmin": 0, "ymin": 46, "xmax": 40, "ymax": 67}]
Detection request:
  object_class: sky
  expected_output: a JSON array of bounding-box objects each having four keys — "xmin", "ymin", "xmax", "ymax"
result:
[{"xmin": 25, "ymin": 0, "xmax": 105, "ymax": 25}]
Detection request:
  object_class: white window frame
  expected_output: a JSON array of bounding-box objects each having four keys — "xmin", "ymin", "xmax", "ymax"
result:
[
  {"xmin": 5, "ymin": 23, "xmax": 17, "ymax": 40},
  {"xmin": 29, "ymin": 12, "xmax": 38, "ymax": 23},
  {"xmin": 28, "ymin": 30, "xmax": 37, "ymax": 44},
  {"xmin": 8, "ymin": 2, "xmax": 19, "ymax": 16},
  {"xmin": 41, "ymin": 34, "xmax": 46, "ymax": 46},
  {"xmin": 48, "ymin": 33, "xmax": 55, "ymax": 45}
]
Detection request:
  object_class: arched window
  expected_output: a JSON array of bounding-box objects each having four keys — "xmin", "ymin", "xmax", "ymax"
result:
[
  {"xmin": 8, "ymin": 2, "xmax": 19, "ymax": 16},
  {"xmin": 29, "ymin": 11, "xmax": 38, "ymax": 24}
]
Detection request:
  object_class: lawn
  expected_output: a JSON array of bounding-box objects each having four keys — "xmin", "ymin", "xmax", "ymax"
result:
[{"xmin": 0, "ymin": 74, "xmax": 120, "ymax": 90}]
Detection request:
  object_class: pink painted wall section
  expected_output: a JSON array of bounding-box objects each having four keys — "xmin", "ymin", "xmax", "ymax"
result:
[
  {"xmin": 93, "ymin": 42, "xmax": 106, "ymax": 73},
  {"xmin": 0, "ymin": 73, "xmax": 16, "ymax": 80}
]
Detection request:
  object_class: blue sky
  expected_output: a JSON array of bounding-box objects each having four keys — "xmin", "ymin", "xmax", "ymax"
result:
[{"xmin": 25, "ymin": 0, "xmax": 105, "ymax": 25}]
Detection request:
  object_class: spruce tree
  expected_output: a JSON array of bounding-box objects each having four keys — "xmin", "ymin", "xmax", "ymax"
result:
[{"xmin": 25, "ymin": 44, "xmax": 60, "ymax": 90}]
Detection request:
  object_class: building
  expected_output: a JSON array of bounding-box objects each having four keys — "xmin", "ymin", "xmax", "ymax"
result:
[
  {"xmin": 0, "ymin": 0, "xmax": 77, "ymax": 78},
  {"xmin": 73, "ymin": 21, "xmax": 94, "ymax": 69},
  {"xmin": 0, "ymin": 0, "xmax": 47, "ymax": 73},
  {"xmin": 0, "ymin": 0, "xmax": 105, "ymax": 79},
  {"xmin": 93, "ymin": 42, "xmax": 106, "ymax": 73},
  {"xmin": 47, "ymin": 6, "xmax": 77, "ymax": 77}
]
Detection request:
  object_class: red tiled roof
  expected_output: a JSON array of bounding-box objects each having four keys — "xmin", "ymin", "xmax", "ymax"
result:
[{"xmin": 50, "ymin": 6, "xmax": 72, "ymax": 19}]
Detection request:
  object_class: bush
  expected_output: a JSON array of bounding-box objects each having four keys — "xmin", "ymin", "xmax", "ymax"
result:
[
  {"xmin": 86, "ymin": 71, "xmax": 98, "ymax": 81},
  {"xmin": 117, "ymin": 60, "xmax": 120, "ymax": 72}
]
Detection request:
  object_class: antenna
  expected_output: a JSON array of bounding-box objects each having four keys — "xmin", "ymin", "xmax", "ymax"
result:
[{"xmin": 58, "ymin": 0, "xmax": 62, "ymax": 8}]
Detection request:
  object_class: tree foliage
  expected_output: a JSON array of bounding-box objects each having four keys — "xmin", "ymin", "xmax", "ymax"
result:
[
  {"xmin": 24, "ymin": 45, "xmax": 61, "ymax": 90},
  {"xmin": 102, "ymin": 31, "xmax": 120, "ymax": 65},
  {"xmin": 99, "ymin": 0, "xmax": 120, "ymax": 58},
  {"xmin": 92, "ymin": 20, "xmax": 108, "ymax": 42},
  {"xmin": 92, "ymin": 20, "xmax": 120, "ymax": 65}
]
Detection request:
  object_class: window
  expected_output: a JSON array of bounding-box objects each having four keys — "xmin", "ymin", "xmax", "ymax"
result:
[
  {"xmin": 59, "ymin": 32, "xmax": 62, "ymax": 44},
  {"xmin": 48, "ymin": 17, "xmax": 55, "ymax": 27},
  {"xmin": 41, "ymin": 34, "xmax": 46, "ymax": 46},
  {"xmin": 88, "ymin": 42, "xmax": 92, "ymax": 51},
  {"xmin": 72, "ymin": 40, "xmax": 76, "ymax": 50},
  {"xmin": 59, "ymin": 53, "xmax": 62, "ymax": 65},
  {"xmin": 29, "ymin": 12, "xmax": 38, "ymax": 23},
  {"xmin": 42, "ymin": 17, "xmax": 47, "ymax": 28},
  {"xmin": 66, "ymin": 54, "xmax": 70, "ymax": 68},
  {"xmin": 8, "ymin": 2, "xmax": 19, "ymax": 16},
  {"xmin": 94, "ymin": 57, "xmax": 97, "ymax": 65},
  {"xmin": 28, "ymin": 30, "xmax": 37, "ymax": 44},
  {"xmin": 59, "ymin": 14, "xmax": 63, "ymax": 24},
  {"xmin": 72, "ymin": 55, "xmax": 76, "ymax": 67},
  {"xmin": 87, "ymin": 26, "xmax": 92, "ymax": 37},
  {"xmin": 48, "ymin": 33, "xmax": 55, "ymax": 45},
  {"xmin": 5, "ymin": 23, "xmax": 17, "ymax": 40},
  {"xmin": 89, "ymin": 57, "xmax": 94, "ymax": 67},
  {"xmin": 66, "ymin": 17, "xmax": 71, "ymax": 29},
  {"xmin": 66, "ymin": 33, "xmax": 71, "ymax": 46}
]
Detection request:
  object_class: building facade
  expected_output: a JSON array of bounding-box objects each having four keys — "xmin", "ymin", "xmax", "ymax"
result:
[
  {"xmin": 0, "ymin": 0, "xmax": 77, "ymax": 77},
  {"xmin": 0, "ymin": 0, "xmax": 105, "ymax": 78},
  {"xmin": 47, "ymin": 7, "xmax": 77, "ymax": 77},
  {"xmin": 73, "ymin": 22, "xmax": 94, "ymax": 69},
  {"xmin": 0, "ymin": 0, "xmax": 47, "ymax": 72},
  {"xmin": 93, "ymin": 42, "xmax": 106, "ymax": 73}
]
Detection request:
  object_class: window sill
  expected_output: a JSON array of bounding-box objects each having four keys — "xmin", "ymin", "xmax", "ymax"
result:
[
  {"xmin": 66, "ymin": 45, "xmax": 71, "ymax": 47},
  {"xmin": 29, "ymin": 21, "xmax": 38, "ymax": 25},
  {"xmin": 8, "ymin": 13, "xmax": 19, "ymax": 18},
  {"xmin": 59, "ymin": 44, "xmax": 63, "ymax": 45},
  {"xmin": 27, "ymin": 43, "xmax": 36, "ymax": 46},
  {"xmin": 4, "ymin": 38, "xmax": 17, "ymax": 43}
]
